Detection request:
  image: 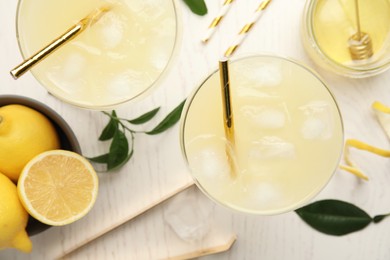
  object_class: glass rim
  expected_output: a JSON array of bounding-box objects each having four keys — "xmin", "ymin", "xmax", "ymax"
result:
[
  {"xmin": 180, "ymin": 53, "xmax": 345, "ymax": 215},
  {"xmin": 15, "ymin": 0, "xmax": 181, "ymax": 110}
]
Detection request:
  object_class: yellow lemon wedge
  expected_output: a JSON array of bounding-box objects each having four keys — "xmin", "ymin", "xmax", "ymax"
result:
[
  {"xmin": 0, "ymin": 104, "xmax": 60, "ymax": 182},
  {"xmin": 0, "ymin": 172, "xmax": 32, "ymax": 253},
  {"xmin": 17, "ymin": 150, "xmax": 98, "ymax": 226}
]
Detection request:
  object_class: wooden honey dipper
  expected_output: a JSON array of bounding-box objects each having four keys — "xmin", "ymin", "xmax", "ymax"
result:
[{"xmin": 348, "ymin": 0, "xmax": 373, "ymax": 60}]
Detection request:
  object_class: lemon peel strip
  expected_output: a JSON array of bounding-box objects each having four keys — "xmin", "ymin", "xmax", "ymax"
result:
[
  {"xmin": 372, "ymin": 101, "xmax": 390, "ymax": 114},
  {"xmin": 372, "ymin": 101, "xmax": 390, "ymax": 139},
  {"xmin": 340, "ymin": 138, "xmax": 390, "ymax": 181},
  {"xmin": 339, "ymin": 101, "xmax": 390, "ymax": 180}
]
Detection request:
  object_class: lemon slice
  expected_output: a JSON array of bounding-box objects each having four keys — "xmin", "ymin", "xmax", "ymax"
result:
[{"xmin": 17, "ymin": 150, "xmax": 98, "ymax": 226}]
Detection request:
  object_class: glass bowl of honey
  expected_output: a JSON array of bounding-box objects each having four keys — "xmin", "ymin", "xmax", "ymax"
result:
[{"xmin": 302, "ymin": 0, "xmax": 390, "ymax": 78}]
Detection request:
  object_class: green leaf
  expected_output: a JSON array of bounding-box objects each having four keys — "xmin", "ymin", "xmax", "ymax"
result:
[
  {"xmin": 127, "ymin": 107, "xmax": 160, "ymax": 125},
  {"xmin": 183, "ymin": 0, "xmax": 207, "ymax": 16},
  {"xmin": 107, "ymin": 130, "xmax": 129, "ymax": 171},
  {"xmin": 373, "ymin": 213, "xmax": 390, "ymax": 223},
  {"xmin": 108, "ymin": 150, "xmax": 134, "ymax": 172},
  {"xmin": 87, "ymin": 153, "xmax": 110, "ymax": 164},
  {"xmin": 146, "ymin": 99, "xmax": 185, "ymax": 135},
  {"xmin": 99, "ymin": 111, "xmax": 118, "ymax": 141},
  {"xmin": 295, "ymin": 200, "xmax": 373, "ymax": 236}
]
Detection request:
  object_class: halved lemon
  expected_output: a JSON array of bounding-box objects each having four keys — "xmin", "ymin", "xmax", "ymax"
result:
[{"xmin": 17, "ymin": 150, "xmax": 98, "ymax": 226}]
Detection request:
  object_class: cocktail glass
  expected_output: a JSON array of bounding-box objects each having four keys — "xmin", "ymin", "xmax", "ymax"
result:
[
  {"xmin": 15, "ymin": 0, "xmax": 179, "ymax": 109},
  {"xmin": 180, "ymin": 55, "xmax": 344, "ymax": 215}
]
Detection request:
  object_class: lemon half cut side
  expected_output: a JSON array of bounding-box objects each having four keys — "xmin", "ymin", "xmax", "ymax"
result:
[{"xmin": 17, "ymin": 150, "xmax": 99, "ymax": 226}]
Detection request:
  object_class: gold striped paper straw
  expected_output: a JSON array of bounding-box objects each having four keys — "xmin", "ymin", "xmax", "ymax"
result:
[
  {"xmin": 224, "ymin": 0, "xmax": 272, "ymax": 57},
  {"xmin": 202, "ymin": 0, "xmax": 235, "ymax": 43}
]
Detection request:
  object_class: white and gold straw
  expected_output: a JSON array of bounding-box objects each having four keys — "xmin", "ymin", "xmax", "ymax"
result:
[
  {"xmin": 202, "ymin": 0, "xmax": 235, "ymax": 43},
  {"xmin": 224, "ymin": 0, "xmax": 272, "ymax": 58}
]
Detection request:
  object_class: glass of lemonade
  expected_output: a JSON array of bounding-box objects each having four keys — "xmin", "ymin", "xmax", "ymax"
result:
[
  {"xmin": 16, "ymin": 0, "xmax": 178, "ymax": 109},
  {"xmin": 180, "ymin": 55, "xmax": 344, "ymax": 215}
]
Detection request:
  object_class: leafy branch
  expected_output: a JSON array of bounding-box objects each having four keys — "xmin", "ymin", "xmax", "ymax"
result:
[
  {"xmin": 295, "ymin": 199, "xmax": 390, "ymax": 236},
  {"xmin": 88, "ymin": 100, "xmax": 185, "ymax": 171}
]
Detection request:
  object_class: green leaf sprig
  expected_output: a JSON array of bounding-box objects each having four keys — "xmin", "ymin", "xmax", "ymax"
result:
[
  {"xmin": 182, "ymin": 0, "xmax": 208, "ymax": 16},
  {"xmin": 88, "ymin": 100, "xmax": 185, "ymax": 171},
  {"xmin": 295, "ymin": 199, "xmax": 390, "ymax": 236}
]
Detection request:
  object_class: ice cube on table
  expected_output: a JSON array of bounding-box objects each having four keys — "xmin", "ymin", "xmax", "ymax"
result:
[
  {"xmin": 299, "ymin": 101, "xmax": 334, "ymax": 140},
  {"xmin": 249, "ymin": 136, "xmax": 296, "ymax": 160},
  {"xmin": 241, "ymin": 104, "xmax": 288, "ymax": 129},
  {"xmin": 163, "ymin": 187, "xmax": 214, "ymax": 242}
]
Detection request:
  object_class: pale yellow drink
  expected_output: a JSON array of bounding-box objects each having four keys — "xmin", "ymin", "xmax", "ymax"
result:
[
  {"xmin": 16, "ymin": 0, "xmax": 177, "ymax": 109},
  {"xmin": 181, "ymin": 56, "xmax": 344, "ymax": 215}
]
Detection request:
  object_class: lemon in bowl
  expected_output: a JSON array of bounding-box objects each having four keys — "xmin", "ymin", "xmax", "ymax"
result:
[
  {"xmin": 0, "ymin": 172, "xmax": 32, "ymax": 253},
  {"xmin": 0, "ymin": 95, "xmax": 82, "ymax": 236}
]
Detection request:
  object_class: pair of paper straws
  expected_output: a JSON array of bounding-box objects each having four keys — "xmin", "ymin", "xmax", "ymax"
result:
[{"xmin": 202, "ymin": 0, "xmax": 273, "ymax": 58}]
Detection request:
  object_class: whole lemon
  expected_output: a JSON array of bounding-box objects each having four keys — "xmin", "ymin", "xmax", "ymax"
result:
[
  {"xmin": 0, "ymin": 104, "xmax": 60, "ymax": 182},
  {"xmin": 0, "ymin": 172, "xmax": 32, "ymax": 252}
]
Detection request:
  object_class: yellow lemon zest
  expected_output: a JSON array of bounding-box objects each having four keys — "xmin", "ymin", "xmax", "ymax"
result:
[{"xmin": 340, "ymin": 101, "xmax": 390, "ymax": 180}]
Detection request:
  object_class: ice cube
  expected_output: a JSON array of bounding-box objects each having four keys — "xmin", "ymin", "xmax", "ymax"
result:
[
  {"xmin": 123, "ymin": 0, "xmax": 146, "ymax": 13},
  {"xmin": 187, "ymin": 135, "xmax": 237, "ymax": 181},
  {"xmin": 98, "ymin": 12, "xmax": 124, "ymax": 49},
  {"xmin": 163, "ymin": 187, "xmax": 214, "ymax": 242},
  {"xmin": 107, "ymin": 70, "xmax": 147, "ymax": 97},
  {"xmin": 301, "ymin": 117, "xmax": 327, "ymax": 139},
  {"xmin": 299, "ymin": 101, "xmax": 334, "ymax": 140},
  {"xmin": 125, "ymin": 0, "xmax": 164, "ymax": 21},
  {"xmin": 190, "ymin": 148, "xmax": 231, "ymax": 179},
  {"xmin": 249, "ymin": 136, "xmax": 295, "ymax": 160},
  {"xmin": 249, "ymin": 182, "xmax": 282, "ymax": 205},
  {"xmin": 241, "ymin": 105, "xmax": 288, "ymax": 129},
  {"xmin": 235, "ymin": 61, "xmax": 282, "ymax": 88},
  {"xmin": 61, "ymin": 53, "xmax": 87, "ymax": 80}
]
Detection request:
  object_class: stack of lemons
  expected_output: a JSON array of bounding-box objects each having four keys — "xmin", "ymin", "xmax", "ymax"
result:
[{"xmin": 0, "ymin": 105, "xmax": 98, "ymax": 253}]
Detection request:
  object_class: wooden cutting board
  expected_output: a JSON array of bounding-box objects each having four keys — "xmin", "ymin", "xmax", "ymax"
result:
[
  {"xmin": 0, "ymin": 123, "xmax": 195, "ymax": 259},
  {"xmin": 62, "ymin": 186, "xmax": 236, "ymax": 259}
]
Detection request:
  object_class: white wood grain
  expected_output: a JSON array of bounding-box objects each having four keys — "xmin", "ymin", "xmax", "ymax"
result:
[
  {"xmin": 62, "ymin": 186, "xmax": 236, "ymax": 260},
  {"xmin": 1, "ymin": 0, "xmax": 390, "ymax": 259}
]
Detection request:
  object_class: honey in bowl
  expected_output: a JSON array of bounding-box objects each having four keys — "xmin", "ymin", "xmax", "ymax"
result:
[{"xmin": 302, "ymin": 0, "xmax": 390, "ymax": 78}]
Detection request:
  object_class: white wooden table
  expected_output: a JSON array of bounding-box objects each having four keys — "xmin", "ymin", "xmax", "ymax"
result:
[{"xmin": 1, "ymin": 0, "xmax": 390, "ymax": 259}]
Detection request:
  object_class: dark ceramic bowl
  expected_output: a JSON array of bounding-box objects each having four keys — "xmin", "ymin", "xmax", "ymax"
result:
[{"xmin": 0, "ymin": 95, "xmax": 81, "ymax": 236}]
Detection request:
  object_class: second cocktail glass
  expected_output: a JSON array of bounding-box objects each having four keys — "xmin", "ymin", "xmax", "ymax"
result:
[{"xmin": 180, "ymin": 55, "xmax": 344, "ymax": 215}]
